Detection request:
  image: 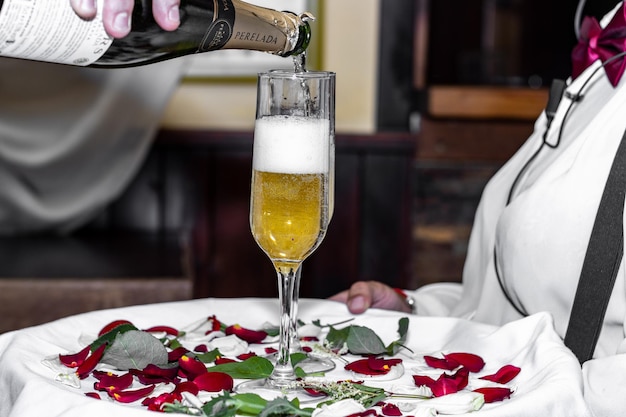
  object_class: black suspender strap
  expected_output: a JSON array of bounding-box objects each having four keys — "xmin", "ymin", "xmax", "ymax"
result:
[{"xmin": 564, "ymin": 127, "xmax": 626, "ymax": 364}]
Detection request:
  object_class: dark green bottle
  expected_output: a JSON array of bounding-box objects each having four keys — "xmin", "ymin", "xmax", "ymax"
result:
[{"xmin": 0, "ymin": 0, "xmax": 312, "ymax": 67}]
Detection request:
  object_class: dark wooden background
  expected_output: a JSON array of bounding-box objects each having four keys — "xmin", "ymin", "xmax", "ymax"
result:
[{"xmin": 154, "ymin": 130, "xmax": 416, "ymax": 299}]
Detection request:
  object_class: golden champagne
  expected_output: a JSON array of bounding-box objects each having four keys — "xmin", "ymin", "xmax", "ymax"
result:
[{"xmin": 251, "ymin": 170, "xmax": 328, "ymax": 266}]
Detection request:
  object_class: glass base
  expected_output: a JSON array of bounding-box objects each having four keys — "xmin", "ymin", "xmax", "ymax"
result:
[
  {"xmin": 265, "ymin": 352, "xmax": 336, "ymax": 374},
  {"xmin": 235, "ymin": 378, "xmax": 318, "ymax": 402},
  {"xmin": 294, "ymin": 356, "xmax": 336, "ymax": 374}
]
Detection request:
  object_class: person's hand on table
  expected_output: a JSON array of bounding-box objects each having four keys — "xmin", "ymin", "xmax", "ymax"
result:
[
  {"xmin": 70, "ymin": 0, "xmax": 181, "ymax": 38},
  {"xmin": 329, "ymin": 280, "xmax": 413, "ymax": 314}
]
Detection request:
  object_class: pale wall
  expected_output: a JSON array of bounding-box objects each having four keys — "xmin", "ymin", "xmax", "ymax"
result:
[{"xmin": 161, "ymin": 0, "xmax": 380, "ymax": 134}]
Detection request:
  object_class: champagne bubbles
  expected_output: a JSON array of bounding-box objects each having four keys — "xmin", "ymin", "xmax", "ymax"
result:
[{"xmin": 253, "ymin": 115, "xmax": 330, "ymax": 174}]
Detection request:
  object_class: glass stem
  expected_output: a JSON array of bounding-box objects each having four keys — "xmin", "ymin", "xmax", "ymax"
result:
[
  {"xmin": 270, "ymin": 263, "xmax": 301, "ymax": 386},
  {"xmin": 290, "ymin": 266, "xmax": 302, "ymax": 353}
]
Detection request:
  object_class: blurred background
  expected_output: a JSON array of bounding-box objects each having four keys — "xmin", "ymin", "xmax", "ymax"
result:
[{"xmin": 0, "ymin": 0, "xmax": 618, "ymax": 331}]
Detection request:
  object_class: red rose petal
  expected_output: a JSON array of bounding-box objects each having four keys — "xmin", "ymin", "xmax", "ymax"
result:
[
  {"xmin": 430, "ymin": 374, "xmax": 463, "ymax": 397},
  {"xmin": 367, "ymin": 356, "xmax": 402, "ymax": 372},
  {"xmin": 215, "ymin": 357, "xmax": 236, "ymax": 365},
  {"xmin": 444, "ymin": 353, "xmax": 485, "ymax": 373},
  {"xmin": 207, "ymin": 315, "xmax": 223, "ymax": 332},
  {"xmin": 110, "ymin": 385, "xmax": 156, "ymax": 403},
  {"xmin": 194, "ymin": 344, "xmax": 208, "ymax": 353},
  {"xmin": 381, "ymin": 402, "xmax": 402, "ymax": 416},
  {"xmin": 178, "ymin": 354, "xmax": 208, "ymax": 380},
  {"xmin": 424, "ymin": 355, "xmax": 459, "ymax": 370},
  {"xmin": 131, "ymin": 364, "xmax": 180, "ymax": 384},
  {"xmin": 414, "ymin": 367, "xmax": 469, "ymax": 397},
  {"xmin": 301, "ymin": 336, "xmax": 319, "ymax": 342},
  {"xmin": 194, "ymin": 371, "xmax": 234, "ymax": 392},
  {"xmin": 345, "ymin": 357, "xmax": 401, "ymax": 376},
  {"xmin": 144, "ymin": 325, "xmax": 179, "ymax": 336},
  {"xmin": 474, "ymin": 387, "xmax": 513, "ymax": 403},
  {"xmin": 168, "ymin": 346, "xmax": 189, "ymax": 362},
  {"xmin": 346, "ymin": 410, "xmax": 378, "ymax": 417},
  {"xmin": 76, "ymin": 343, "xmax": 107, "ymax": 379},
  {"xmin": 142, "ymin": 392, "xmax": 182, "ymax": 412},
  {"xmin": 93, "ymin": 371, "xmax": 133, "ymax": 392},
  {"xmin": 174, "ymin": 381, "xmax": 200, "ymax": 396},
  {"xmin": 225, "ymin": 324, "xmax": 267, "ymax": 344},
  {"xmin": 450, "ymin": 367, "xmax": 469, "ymax": 390},
  {"xmin": 480, "ymin": 364, "xmax": 521, "ymax": 384},
  {"xmin": 413, "ymin": 374, "xmax": 436, "ymax": 388},
  {"xmin": 237, "ymin": 352, "xmax": 257, "ymax": 361},
  {"xmin": 303, "ymin": 386, "xmax": 328, "ymax": 397},
  {"xmin": 59, "ymin": 345, "xmax": 91, "ymax": 368},
  {"xmin": 98, "ymin": 320, "xmax": 132, "ymax": 337}
]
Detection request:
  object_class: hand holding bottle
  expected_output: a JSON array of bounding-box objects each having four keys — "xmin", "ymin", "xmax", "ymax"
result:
[
  {"xmin": 3, "ymin": 0, "xmax": 310, "ymax": 67},
  {"xmin": 69, "ymin": 0, "xmax": 181, "ymax": 38}
]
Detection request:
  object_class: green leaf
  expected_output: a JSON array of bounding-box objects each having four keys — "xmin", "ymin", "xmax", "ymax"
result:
[
  {"xmin": 233, "ymin": 393, "xmax": 269, "ymax": 415},
  {"xmin": 264, "ymin": 326, "xmax": 279, "ymax": 338},
  {"xmin": 385, "ymin": 317, "xmax": 410, "ymax": 355},
  {"xmin": 346, "ymin": 325, "xmax": 387, "ymax": 355},
  {"xmin": 202, "ymin": 393, "xmax": 239, "ymax": 417},
  {"xmin": 290, "ymin": 352, "xmax": 308, "ymax": 366},
  {"xmin": 163, "ymin": 401, "xmax": 197, "ymax": 415},
  {"xmin": 294, "ymin": 367, "xmax": 306, "ymax": 378},
  {"xmin": 258, "ymin": 397, "xmax": 313, "ymax": 417},
  {"xmin": 196, "ymin": 348, "xmax": 222, "ymax": 363},
  {"xmin": 100, "ymin": 330, "xmax": 168, "ymax": 370},
  {"xmin": 325, "ymin": 326, "xmax": 350, "ymax": 350},
  {"xmin": 167, "ymin": 338, "xmax": 183, "ymax": 350},
  {"xmin": 209, "ymin": 356, "xmax": 273, "ymax": 379},
  {"xmin": 324, "ymin": 318, "xmax": 411, "ymax": 356},
  {"xmin": 201, "ymin": 392, "xmax": 268, "ymax": 417},
  {"xmin": 90, "ymin": 323, "xmax": 137, "ymax": 351},
  {"xmin": 397, "ymin": 317, "xmax": 409, "ymax": 341}
]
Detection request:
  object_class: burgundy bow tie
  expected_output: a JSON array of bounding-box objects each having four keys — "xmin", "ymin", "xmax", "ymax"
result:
[{"xmin": 571, "ymin": 4, "xmax": 626, "ymax": 87}]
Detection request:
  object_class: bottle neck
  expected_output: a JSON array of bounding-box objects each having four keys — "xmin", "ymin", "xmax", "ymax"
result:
[
  {"xmin": 284, "ymin": 14, "xmax": 312, "ymax": 57},
  {"xmin": 220, "ymin": 0, "xmax": 312, "ymax": 56}
]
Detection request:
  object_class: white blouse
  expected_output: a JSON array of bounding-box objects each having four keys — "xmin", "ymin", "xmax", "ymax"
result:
[{"xmin": 413, "ymin": 3, "xmax": 626, "ymax": 415}]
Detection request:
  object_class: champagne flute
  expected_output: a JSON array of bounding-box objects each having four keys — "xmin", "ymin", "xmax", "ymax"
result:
[{"xmin": 238, "ymin": 70, "xmax": 335, "ymax": 397}]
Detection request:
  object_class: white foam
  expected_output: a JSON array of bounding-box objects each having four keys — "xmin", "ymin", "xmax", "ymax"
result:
[{"xmin": 253, "ymin": 116, "xmax": 330, "ymax": 174}]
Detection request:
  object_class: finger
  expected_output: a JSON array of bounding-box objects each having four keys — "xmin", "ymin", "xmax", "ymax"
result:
[
  {"xmin": 329, "ymin": 289, "xmax": 369, "ymax": 314},
  {"xmin": 70, "ymin": 0, "xmax": 97, "ymax": 20},
  {"xmin": 102, "ymin": 0, "xmax": 134, "ymax": 38},
  {"xmin": 328, "ymin": 290, "xmax": 349, "ymax": 303},
  {"xmin": 152, "ymin": 0, "xmax": 181, "ymax": 31},
  {"xmin": 347, "ymin": 281, "xmax": 410, "ymax": 313},
  {"xmin": 343, "ymin": 281, "xmax": 375, "ymax": 314}
]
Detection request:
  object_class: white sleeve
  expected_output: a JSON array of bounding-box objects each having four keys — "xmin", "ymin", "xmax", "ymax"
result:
[
  {"xmin": 0, "ymin": 57, "xmax": 185, "ymax": 234},
  {"xmin": 408, "ymin": 282, "xmax": 464, "ymax": 316}
]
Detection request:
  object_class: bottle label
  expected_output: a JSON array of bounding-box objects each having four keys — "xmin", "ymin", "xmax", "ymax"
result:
[
  {"xmin": 198, "ymin": 0, "xmax": 236, "ymax": 52},
  {"xmin": 221, "ymin": 0, "xmax": 298, "ymax": 55},
  {"xmin": 0, "ymin": 0, "xmax": 112, "ymax": 65}
]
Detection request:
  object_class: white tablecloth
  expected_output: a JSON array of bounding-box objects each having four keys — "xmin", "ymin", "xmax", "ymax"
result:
[{"xmin": 0, "ymin": 298, "xmax": 590, "ymax": 416}]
